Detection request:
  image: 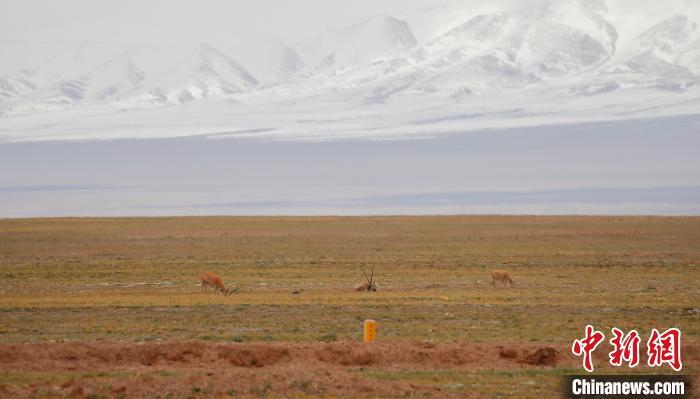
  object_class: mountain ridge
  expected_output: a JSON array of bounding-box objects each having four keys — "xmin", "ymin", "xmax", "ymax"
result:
[{"xmin": 0, "ymin": 1, "xmax": 699, "ymax": 141}]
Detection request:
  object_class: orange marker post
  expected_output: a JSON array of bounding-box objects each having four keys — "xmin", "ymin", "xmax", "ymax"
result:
[{"xmin": 364, "ymin": 319, "xmax": 377, "ymax": 343}]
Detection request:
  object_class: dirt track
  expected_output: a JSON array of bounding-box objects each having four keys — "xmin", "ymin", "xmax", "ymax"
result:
[{"xmin": 0, "ymin": 340, "xmax": 578, "ymax": 398}]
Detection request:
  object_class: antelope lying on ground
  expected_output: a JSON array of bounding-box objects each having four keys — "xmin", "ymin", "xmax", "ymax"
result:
[
  {"xmin": 355, "ymin": 266, "xmax": 377, "ymax": 292},
  {"xmin": 490, "ymin": 269, "xmax": 514, "ymax": 288},
  {"xmin": 200, "ymin": 272, "xmax": 237, "ymax": 296}
]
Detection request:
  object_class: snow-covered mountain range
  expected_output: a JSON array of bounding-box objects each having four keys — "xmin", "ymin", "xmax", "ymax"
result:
[{"xmin": 1, "ymin": 0, "xmax": 699, "ymax": 141}]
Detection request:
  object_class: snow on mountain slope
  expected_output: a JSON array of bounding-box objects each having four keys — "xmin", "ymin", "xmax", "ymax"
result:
[
  {"xmin": 282, "ymin": 0, "xmax": 619, "ymax": 101},
  {"xmin": 634, "ymin": 15, "xmax": 698, "ymax": 62},
  {"xmin": 515, "ymin": 0, "xmax": 617, "ymax": 76},
  {"xmin": 600, "ymin": 15, "xmax": 699, "ymax": 90},
  {"xmin": 8, "ymin": 53, "xmax": 145, "ymax": 115},
  {"xmin": 233, "ymin": 37, "xmax": 305, "ymax": 84},
  {"xmin": 141, "ymin": 44, "xmax": 257, "ymax": 104},
  {"xmin": 678, "ymin": 38, "xmax": 700, "ymax": 74},
  {"xmin": 418, "ymin": 0, "xmax": 616, "ymax": 83},
  {"xmin": 1, "ymin": 43, "xmax": 258, "ymax": 115},
  {"xmin": 298, "ymin": 15, "xmax": 418, "ymax": 71},
  {"xmin": 82, "ymin": 58, "xmax": 145, "ymax": 101},
  {"xmin": 0, "ymin": 0, "xmax": 699, "ymax": 142},
  {"xmin": 0, "ymin": 72, "xmax": 37, "ymax": 100},
  {"xmin": 0, "ymin": 42, "xmax": 128, "ymax": 109}
]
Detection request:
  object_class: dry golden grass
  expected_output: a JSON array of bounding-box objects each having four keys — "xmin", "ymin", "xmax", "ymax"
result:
[
  {"xmin": 0, "ymin": 216, "xmax": 698, "ymax": 397},
  {"xmin": 1, "ymin": 216, "xmax": 698, "ymax": 342}
]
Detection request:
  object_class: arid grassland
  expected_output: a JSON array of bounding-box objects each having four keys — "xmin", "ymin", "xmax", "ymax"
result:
[{"xmin": 0, "ymin": 216, "xmax": 698, "ymax": 398}]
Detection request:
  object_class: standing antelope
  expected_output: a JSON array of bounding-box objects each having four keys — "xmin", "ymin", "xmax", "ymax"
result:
[
  {"xmin": 490, "ymin": 270, "xmax": 514, "ymax": 288},
  {"xmin": 200, "ymin": 272, "xmax": 237, "ymax": 296},
  {"xmin": 355, "ymin": 266, "xmax": 377, "ymax": 292}
]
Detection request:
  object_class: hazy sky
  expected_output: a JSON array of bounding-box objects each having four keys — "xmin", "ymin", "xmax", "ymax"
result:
[
  {"xmin": 2, "ymin": 0, "xmax": 698, "ymax": 48},
  {"xmin": 2, "ymin": 0, "xmax": 698, "ymax": 76}
]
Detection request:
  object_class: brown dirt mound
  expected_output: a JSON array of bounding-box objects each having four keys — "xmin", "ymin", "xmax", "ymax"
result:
[
  {"xmin": 0, "ymin": 341, "xmax": 571, "ymax": 372},
  {"xmin": 0, "ymin": 348, "xmax": 17, "ymax": 363},
  {"xmin": 498, "ymin": 345, "xmax": 559, "ymax": 366},
  {"xmin": 498, "ymin": 347, "xmax": 518, "ymax": 359},
  {"xmin": 315, "ymin": 343, "xmax": 377, "ymax": 366},
  {"xmin": 2, "ymin": 340, "xmax": 694, "ymax": 398},
  {"xmin": 127, "ymin": 342, "xmax": 206, "ymax": 365},
  {"xmin": 218, "ymin": 345, "xmax": 289, "ymax": 367},
  {"xmin": 524, "ymin": 347, "xmax": 558, "ymax": 366}
]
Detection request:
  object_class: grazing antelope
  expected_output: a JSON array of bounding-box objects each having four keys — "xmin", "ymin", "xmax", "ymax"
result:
[
  {"xmin": 200, "ymin": 272, "xmax": 237, "ymax": 296},
  {"xmin": 490, "ymin": 269, "xmax": 514, "ymax": 288},
  {"xmin": 355, "ymin": 267, "xmax": 377, "ymax": 292}
]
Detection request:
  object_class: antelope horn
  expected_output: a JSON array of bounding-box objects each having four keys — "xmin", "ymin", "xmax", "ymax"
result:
[
  {"xmin": 370, "ymin": 266, "xmax": 374, "ymax": 284},
  {"xmin": 226, "ymin": 285, "xmax": 239, "ymax": 296},
  {"xmin": 361, "ymin": 267, "xmax": 370, "ymax": 284}
]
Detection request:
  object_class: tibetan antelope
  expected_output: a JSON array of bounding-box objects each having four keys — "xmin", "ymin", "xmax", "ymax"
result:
[
  {"xmin": 490, "ymin": 269, "xmax": 514, "ymax": 288},
  {"xmin": 355, "ymin": 266, "xmax": 377, "ymax": 292},
  {"xmin": 200, "ymin": 272, "xmax": 238, "ymax": 296}
]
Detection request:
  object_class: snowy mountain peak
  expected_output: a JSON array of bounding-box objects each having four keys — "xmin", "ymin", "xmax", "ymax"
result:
[
  {"xmin": 409, "ymin": 1, "xmax": 617, "ymax": 84},
  {"xmin": 238, "ymin": 37, "xmax": 305, "ymax": 84},
  {"xmin": 144, "ymin": 43, "xmax": 257, "ymax": 104},
  {"xmin": 1, "ymin": 1, "xmax": 700, "ymax": 134},
  {"xmin": 346, "ymin": 14, "xmax": 417, "ymax": 48},
  {"xmin": 636, "ymin": 15, "xmax": 698, "ymax": 61},
  {"xmin": 601, "ymin": 14, "xmax": 699, "ymax": 84},
  {"xmin": 437, "ymin": 13, "xmax": 513, "ymax": 47},
  {"xmin": 190, "ymin": 43, "xmax": 257, "ymax": 85},
  {"xmin": 299, "ymin": 14, "xmax": 418, "ymax": 70}
]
